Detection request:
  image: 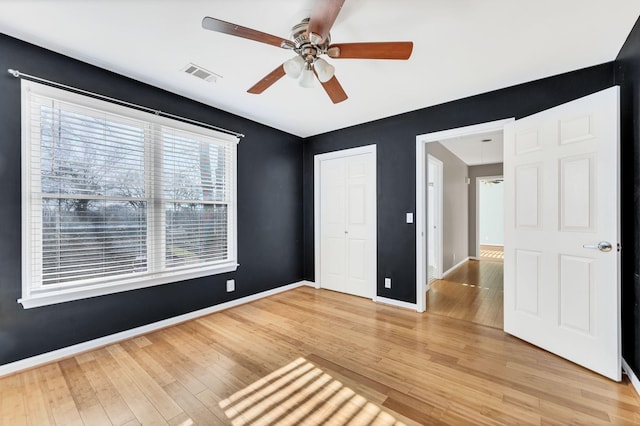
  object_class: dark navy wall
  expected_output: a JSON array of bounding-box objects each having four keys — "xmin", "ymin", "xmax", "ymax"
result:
[
  {"xmin": 0, "ymin": 34, "xmax": 303, "ymax": 365},
  {"xmin": 615, "ymin": 16, "xmax": 640, "ymax": 381},
  {"xmin": 4, "ymin": 22, "xmax": 638, "ymax": 372},
  {"xmin": 303, "ymin": 64, "xmax": 614, "ymax": 304}
]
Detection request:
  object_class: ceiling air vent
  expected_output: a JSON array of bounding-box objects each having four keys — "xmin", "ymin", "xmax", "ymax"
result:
[{"xmin": 182, "ymin": 63, "xmax": 221, "ymax": 83}]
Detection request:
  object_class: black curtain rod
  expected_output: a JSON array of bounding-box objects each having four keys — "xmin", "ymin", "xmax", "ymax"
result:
[{"xmin": 7, "ymin": 69, "xmax": 245, "ymax": 139}]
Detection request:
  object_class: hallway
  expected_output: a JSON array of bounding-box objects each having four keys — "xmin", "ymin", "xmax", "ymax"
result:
[{"xmin": 426, "ymin": 254, "xmax": 504, "ymax": 329}]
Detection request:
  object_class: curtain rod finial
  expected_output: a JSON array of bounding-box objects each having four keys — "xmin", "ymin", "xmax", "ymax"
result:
[{"xmin": 7, "ymin": 69, "xmax": 20, "ymax": 77}]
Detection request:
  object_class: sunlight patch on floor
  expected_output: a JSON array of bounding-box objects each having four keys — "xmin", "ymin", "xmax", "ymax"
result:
[{"xmin": 219, "ymin": 357, "xmax": 405, "ymax": 425}]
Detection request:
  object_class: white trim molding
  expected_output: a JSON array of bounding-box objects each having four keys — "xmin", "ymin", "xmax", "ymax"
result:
[
  {"xmin": 0, "ymin": 281, "xmax": 308, "ymax": 378},
  {"xmin": 442, "ymin": 257, "xmax": 471, "ymax": 278},
  {"xmin": 375, "ymin": 296, "xmax": 418, "ymax": 311},
  {"xmin": 622, "ymin": 358, "xmax": 640, "ymax": 397}
]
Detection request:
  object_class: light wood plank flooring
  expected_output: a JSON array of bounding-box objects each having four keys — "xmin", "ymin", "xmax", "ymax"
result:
[
  {"xmin": 1, "ymin": 286, "xmax": 639, "ymax": 425},
  {"xmin": 427, "ymin": 258, "xmax": 504, "ymax": 329},
  {"xmin": 479, "ymin": 245, "xmax": 504, "ymax": 261}
]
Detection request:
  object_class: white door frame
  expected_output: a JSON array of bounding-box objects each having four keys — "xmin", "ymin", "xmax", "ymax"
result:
[
  {"xmin": 415, "ymin": 118, "xmax": 514, "ymax": 312},
  {"xmin": 427, "ymin": 154, "xmax": 444, "ymax": 282},
  {"xmin": 475, "ymin": 174, "xmax": 504, "ymax": 259},
  {"xmin": 314, "ymin": 144, "xmax": 377, "ymax": 301}
]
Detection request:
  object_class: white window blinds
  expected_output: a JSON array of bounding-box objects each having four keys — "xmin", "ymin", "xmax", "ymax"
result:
[{"xmin": 21, "ymin": 80, "xmax": 238, "ymax": 308}]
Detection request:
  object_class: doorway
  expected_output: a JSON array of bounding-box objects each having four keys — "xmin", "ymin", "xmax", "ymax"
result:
[
  {"xmin": 427, "ymin": 168, "xmax": 506, "ymax": 329},
  {"xmin": 417, "ymin": 89, "xmax": 620, "ymax": 380},
  {"xmin": 425, "ymin": 133, "xmax": 506, "ymax": 329},
  {"xmin": 415, "ymin": 118, "xmax": 513, "ymax": 313},
  {"xmin": 476, "ymin": 175, "xmax": 504, "ymax": 261}
]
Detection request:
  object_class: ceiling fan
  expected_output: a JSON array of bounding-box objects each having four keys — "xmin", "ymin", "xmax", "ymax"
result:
[{"xmin": 201, "ymin": 0, "xmax": 413, "ymax": 104}]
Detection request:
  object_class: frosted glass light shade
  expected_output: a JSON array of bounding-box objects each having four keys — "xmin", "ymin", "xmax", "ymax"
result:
[
  {"xmin": 283, "ymin": 55, "xmax": 305, "ymax": 79},
  {"xmin": 299, "ymin": 67, "xmax": 315, "ymax": 88},
  {"xmin": 314, "ymin": 58, "xmax": 335, "ymax": 83}
]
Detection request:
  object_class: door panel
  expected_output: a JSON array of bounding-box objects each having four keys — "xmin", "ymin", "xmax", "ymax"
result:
[
  {"xmin": 558, "ymin": 255, "xmax": 594, "ymax": 335},
  {"xmin": 559, "ymin": 154, "xmax": 594, "ymax": 231},
  {"xmin": 515, "ymin": 164, "xmax": 542, "ymax": 229},
  {"xmin": 504, "ymin": 87, "xmax": 620, "ymax": 381},
  {"xmin": 514, "ymin": 249, "xmax": 541, "ymax": 316},
  {"xmin": 320, "ymin": 158, "xmax": 347, "ymax": 292}
]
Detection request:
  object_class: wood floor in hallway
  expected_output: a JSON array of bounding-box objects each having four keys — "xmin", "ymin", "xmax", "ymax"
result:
[
  {"xmin": 426, "ymin": 258, "xmax": 504, "ymax": 329},
  {"xmin": 479, "ymin": 244, "xmax": 504, "ymax": 261}
]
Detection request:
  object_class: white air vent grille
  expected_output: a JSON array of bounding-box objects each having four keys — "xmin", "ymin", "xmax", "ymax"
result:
[{"xmin": 182, "ymin": 63, "xmax": 221, "ymax": 83}]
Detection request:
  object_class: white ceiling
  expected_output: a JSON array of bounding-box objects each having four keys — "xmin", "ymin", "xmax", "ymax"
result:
[
  {"xmin": 1, "ymin": 1, "xmax": 639, "ymax": 138},
  {"xmin": 440, "ymin": 130, "xmax": 504, "ymax": 166}
]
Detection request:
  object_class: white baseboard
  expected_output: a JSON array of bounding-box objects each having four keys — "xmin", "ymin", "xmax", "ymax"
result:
[
  {"xmin": 442, "ymin": 257, "xmax": 470, "ymax": 277},
  {"xmin": 375, "ymin": 296, "xmax": 418, "ymax": 311},
  {"xmin": 305, "ymin": 282, "xmax": 419, "ymax": 312},
  {"xmin": 0, "ymin": 281, "xmax": 307, "ymax": 378},
  {"xmin": 622, "ymin": 358, "xmax": 640, "ymax": 398}
]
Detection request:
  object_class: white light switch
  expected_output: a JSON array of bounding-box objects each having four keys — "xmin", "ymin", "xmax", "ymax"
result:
[
  {"xmin": 226, "ymin": 279, "xmax": 235, "ymax": 292},
  {"xmin": 406, "ymin": 213, "xmax": 414, "ymax": 223}
]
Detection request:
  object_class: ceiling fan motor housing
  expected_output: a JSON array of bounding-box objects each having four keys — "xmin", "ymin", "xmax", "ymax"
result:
[{"xmin": 290, "ymin": 18, "xmax": 331, "ymax": 63}]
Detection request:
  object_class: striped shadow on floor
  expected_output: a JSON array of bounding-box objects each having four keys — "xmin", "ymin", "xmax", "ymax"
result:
[{"xmin": 219, "ymin": 357, "xmax": 404, "ymax": 425}]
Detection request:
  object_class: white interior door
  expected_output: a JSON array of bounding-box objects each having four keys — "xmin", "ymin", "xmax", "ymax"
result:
[
  {"xmin": 427, "ymin": 155, "xmax": 443, "ymax": 282},
  {"xmin": 318, "ymin": 149, "xmax": 375, "ymax": 299},
  {"xmin": 504, "ymin": 87, "xmax": 620, "ymax": 381}
]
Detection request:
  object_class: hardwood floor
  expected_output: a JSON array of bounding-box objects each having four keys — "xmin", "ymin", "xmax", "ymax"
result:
[
  {"xmin": 479, "ymin": 245, "xmax": 504, "ymax": 261},
  {"xmin": 427, "ymin": 259, "xmax": 504, "ymax": 329},
  {"xmin": 1, "ymin": 286, "xmax": 639, "ymax": 425}
]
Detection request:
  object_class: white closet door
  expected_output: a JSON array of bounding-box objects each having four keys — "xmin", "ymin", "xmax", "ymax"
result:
[{"xmin": 318, "ymin": 149, "xmax": 375, "ymax": 299}]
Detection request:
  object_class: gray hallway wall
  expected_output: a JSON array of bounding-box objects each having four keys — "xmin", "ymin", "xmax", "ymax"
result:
[{"xmin": 426, "ymin": 142, "xmax": 469, "ymax": 272}]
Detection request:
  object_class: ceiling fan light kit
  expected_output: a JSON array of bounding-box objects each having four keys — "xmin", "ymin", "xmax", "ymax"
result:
[
  {"xmin": 202, "ymin": 0, "xmax": 413, "ymax": 103},
  {"xmin": 299, "ymin": 64, "xmax": 316, "ymax": 88},
  {"xmin": 283, "ymin": 55, "xmax": 305, "ymax": 79},
  {"xmin": 313, "ymin": 58, "xmax": 335, "ymax": 83}
]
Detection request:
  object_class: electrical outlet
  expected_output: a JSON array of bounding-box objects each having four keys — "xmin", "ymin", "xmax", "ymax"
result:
[
  {"xmin": 226, "ymin": 279, "xmax": 235, "ymax": 292},
  {"xmin": 384, "ymin": 278, "xmax": 391, "ymax": 289}
]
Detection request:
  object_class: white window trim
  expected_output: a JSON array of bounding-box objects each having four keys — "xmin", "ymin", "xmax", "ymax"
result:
[{"xmin": 19, "ymin": 80, "xmax": 239, "ymax": 309}]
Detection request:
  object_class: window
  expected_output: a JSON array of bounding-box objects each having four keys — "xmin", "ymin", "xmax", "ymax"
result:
[{"xmin": 20, "ymin": 81, "xmax": 238, "ymax": 308}]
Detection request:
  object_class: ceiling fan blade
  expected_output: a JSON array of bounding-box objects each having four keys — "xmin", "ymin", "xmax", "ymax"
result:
[
  {"xmin": 247, "ymin": 64, "xmax": 286, "ymax": 94},
  {"xmin": 308, "ymin": 0, "xmax": 345, "ymax": 44},
  {"xmin": 202, "ymin": 17, "xmax": 294, "ymax": 49},
  {"xmin": 320, "ymin": 74, "xmax": 348, "ymax": 104},
  {"xmin": 327, "ymin": 42, "xmax": 414, "ymax": 60}
]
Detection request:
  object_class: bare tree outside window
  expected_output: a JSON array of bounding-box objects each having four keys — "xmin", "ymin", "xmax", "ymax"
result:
[
  {"xmin": 39, "ymin": 107, "xmax": 147, "ymax": 284},
  {"xmin": 163, "ymin": 131, "xmax": 229, "ymax": 267}
]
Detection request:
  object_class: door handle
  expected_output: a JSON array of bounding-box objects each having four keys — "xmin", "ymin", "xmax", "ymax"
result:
[{"xmin": 582, "ymin": 241, "xmax": 612, "ymax": 252}]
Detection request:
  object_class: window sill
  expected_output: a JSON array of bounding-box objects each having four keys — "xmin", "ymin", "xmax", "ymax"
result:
[{"xmin": 19, "ymin": 262, "xmax": 239, "ymax": 309}]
